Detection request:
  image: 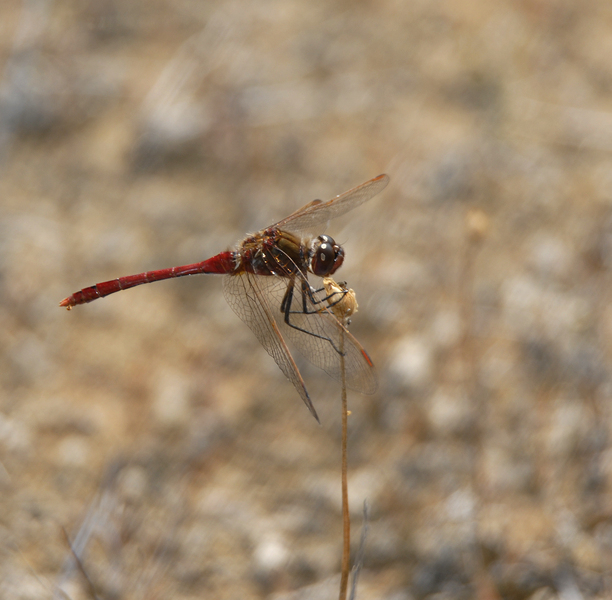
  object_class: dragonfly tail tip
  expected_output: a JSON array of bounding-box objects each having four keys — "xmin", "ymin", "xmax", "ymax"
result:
[{"xmin": 59, "ymin": 297, "xmax": 74, "ymax": 310}]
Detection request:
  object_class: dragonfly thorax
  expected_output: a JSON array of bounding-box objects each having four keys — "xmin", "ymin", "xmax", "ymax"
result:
[{"xmin": 309, "ymin": 234, "xmax": 344, "ymax": 277}]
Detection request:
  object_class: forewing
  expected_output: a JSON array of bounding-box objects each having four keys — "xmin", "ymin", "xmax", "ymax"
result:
[
  {"xmin": 222, "ymin": 271, "xmax": 320, "ymax": 422},
  {"xmin": 274, "ymin": 174, "xmax": 389, "ymax": 236}
]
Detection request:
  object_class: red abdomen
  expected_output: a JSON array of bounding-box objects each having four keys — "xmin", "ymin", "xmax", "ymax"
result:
[{"xmin": 60, "ymin": 251, "xmax": 236, "ymax": 308}]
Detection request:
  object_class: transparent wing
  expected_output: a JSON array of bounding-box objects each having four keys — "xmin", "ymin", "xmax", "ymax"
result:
[
  {"xmin": 273, "ymin": 174, "xmax": 389, "ymax": 236},
  {"xmin": 222, "ymin": 271, "xmax": 320, "ymax": 422},
  {"xmin": 275, "ymin": 272, "xmax": 378, "ymax": 395},
  {"xmin": 224, "ymin": 269, "xmax": 377, "ymax": 399}
]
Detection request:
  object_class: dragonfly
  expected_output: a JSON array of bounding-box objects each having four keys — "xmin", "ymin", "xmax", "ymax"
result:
[{"xmin": 60, "ymin": 174, "xmax": 389, "ymax": 422}]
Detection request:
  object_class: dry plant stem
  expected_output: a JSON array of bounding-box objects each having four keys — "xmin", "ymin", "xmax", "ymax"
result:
[
  {"xmin": 61, "ymin": 527, "xmax": 100, "ymax": 600},
  {"xmin": 459, "ymin": 210, "xmax": 488, "ymax": 492},
  {"xmin": 349, "ymin": 502, "xmax": 369, "ymax": 600},
  {"xmin": 320, "ymin": 277, "xmax": 358, "ymax": 600},
  {"xmin": 339, "ymin": 329, "xmax": 350, "ymax": 600},
  {"xmin": 460, "ymin": 210, "xmax": 502, "ymax": 600}
]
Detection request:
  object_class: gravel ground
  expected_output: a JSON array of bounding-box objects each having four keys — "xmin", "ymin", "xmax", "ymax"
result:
[{"xmin": 2, "ymin": 1, "xmax": 612, "ymax": 598}]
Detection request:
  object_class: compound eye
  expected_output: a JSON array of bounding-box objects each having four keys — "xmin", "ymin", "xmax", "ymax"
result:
[{"xmin": 311, "ymin": 235, "xmax": 343, "ymax": 276}]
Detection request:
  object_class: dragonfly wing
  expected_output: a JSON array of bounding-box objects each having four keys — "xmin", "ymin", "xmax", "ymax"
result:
[
  {"xmin": 280, "ymin": 199, "xmax": 324, "ymax": 221},
  {"xmin": 274, "ymin": 174, "xmax": 389, "ymax": 236},
  {"xmin": 222, "ymin": 271, "xmax": 320, "ymax": 422},
  {"xmin": 271, "ymin": 272, "xmax": 378, "ymax": 395}
]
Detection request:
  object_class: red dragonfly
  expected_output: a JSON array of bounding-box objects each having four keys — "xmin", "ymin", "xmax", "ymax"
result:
[{"xmin": 60, "ymin": 174, "xmax": 389, "ymax": 422}]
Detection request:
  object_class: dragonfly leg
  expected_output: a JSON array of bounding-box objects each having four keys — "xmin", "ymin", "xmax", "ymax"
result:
[
  {"xmin": 283, "ymin": 280, "xmax": 348, "ymax": 315},
  {"xmin": 302, "ymin": 283, "xmax": 347, "ymax": 312},
  {"xmin": 281, "ymin": 280, "xmax": 345, "ymax": 356}
]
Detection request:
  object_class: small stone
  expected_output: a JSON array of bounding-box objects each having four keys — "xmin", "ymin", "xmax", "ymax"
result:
[
  {"xmin": 152, "ymin": 368, "xmax": 191, "ymax": 428},
  {"xmin": 430, "ymin": 309, "xmax": 462, "ymax": 350},
  {"xmin": 388, "ymin": 336, "xmax": 433, "ymax": 390},
  {"xmin": 527, "ymin": 234, "xmax": 573, "ymax": 280},
  {"xmin": 254, "ymin": 533, "xmax": 289, "ymax": 572},
  {"xmin": 117, "ymin": 466, "xmax": 148, "ymax": 501},
  {"xmin": 0, "ymin": 414, "xmax": 31, "ymax": 455},
  {"xmin": 57, "ymin": 435, "xmax": 89, "ymax": 468},
  {"xmin": 426, "ymin": 389, "xmax": 470, "ymax": 436}
]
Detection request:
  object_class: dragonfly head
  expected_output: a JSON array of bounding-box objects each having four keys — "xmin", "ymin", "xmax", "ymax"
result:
[{"xmin": 310, "ymin": 234, "xmax": 344, "ymax": 277}]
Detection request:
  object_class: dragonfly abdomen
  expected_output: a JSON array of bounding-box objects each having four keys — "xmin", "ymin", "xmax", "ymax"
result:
[{"xmin": 60, "ymin": 251, "xmax": 236, "ymax": 308}]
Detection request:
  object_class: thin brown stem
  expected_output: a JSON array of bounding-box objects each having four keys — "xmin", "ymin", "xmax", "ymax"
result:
[
  {"xmin": 339, "ymin": 329, "xmax": 350, "ymax": 600},
  {"xmin": 61, "ymin": 527, "xmax": 101, "ymax": 600},
  {"xmin": 321, "ymin": 277, "xmax": 358, "ymax": 600}
]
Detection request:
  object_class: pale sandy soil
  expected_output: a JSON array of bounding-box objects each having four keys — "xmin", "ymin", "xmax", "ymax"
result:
[{"xmin": 1, "ymin": 1, "xmax": 612, "ymax": 598}]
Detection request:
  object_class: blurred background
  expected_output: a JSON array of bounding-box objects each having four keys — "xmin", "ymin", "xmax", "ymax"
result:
[{"xmin": 1, "ymin": 0, "xmax": 612, "ymax": 598}]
